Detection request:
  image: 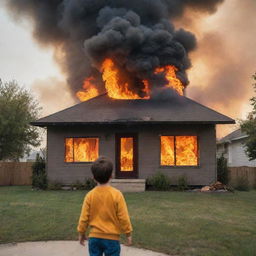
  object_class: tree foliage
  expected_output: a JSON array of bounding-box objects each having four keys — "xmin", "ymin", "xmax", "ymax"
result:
[
  {"xmin": 0, "ymin": 79, "xmax": 41, "ymax": 161},
  {"xmin": 240, "ymin": 73, "xmax": 256, "ymax": 160}
]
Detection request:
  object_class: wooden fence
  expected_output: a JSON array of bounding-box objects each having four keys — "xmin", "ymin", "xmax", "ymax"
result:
[
  {"xmin": 0, "ymin": 162, "xmax": 33, "ymax": 186},
  {"xmin": 1, "ymin": 163, "xmax": 255, "ymax": 187},
  {"xmin": 229, "ymin": 167, "xmax": 256, "ymax": 187}
]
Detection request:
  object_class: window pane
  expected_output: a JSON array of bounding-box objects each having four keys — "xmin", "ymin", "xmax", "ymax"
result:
[
  {"xmin": 176, "ymin": 136, "xmax": 198, "ymax": 166},
  {"xmin": 160, "ymin": 136, "xmax": 175, "ymax": 166},
  {"xmin": 65, "ymin": 138, "xmax": 74, "ymax": 162},
  {"xmin": 120, "ymin": 137, "xmax": 133, "ymax": 171},
  {"xmin": 73, "ymin": 138, "xmax": 99, "ymax": 162}
]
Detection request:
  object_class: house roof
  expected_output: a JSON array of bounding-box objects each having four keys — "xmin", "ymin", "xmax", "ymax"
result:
[
  {"xmin": 218, "ymin": 129, "xmax": 248, "ymax": 144},
  {"xmin": 31, "ymin": 94, "xmax": 235, "ymax": 127}
]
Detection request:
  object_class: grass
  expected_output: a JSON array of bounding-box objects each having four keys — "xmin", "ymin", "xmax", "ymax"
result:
[{"xmin": 0, "ymin": 186, "xmax": 256, "ymax": 256}]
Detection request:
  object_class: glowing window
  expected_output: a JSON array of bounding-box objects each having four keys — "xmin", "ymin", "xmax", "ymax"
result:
[
  {"xmin": 160, "ymin": 136, "xmax": 175, "ymax": 166},
  {"xmin": 65, "ymin": 138, "xmax": 99, "ymax": 162},
  {"xmin": 160, "ymin": 136, "xmax": 198, "ymax": 166},
  {"xmin": 176, "ymin": 136, "xmax": 198, "ymax": 166},
  {"xmin": 120, "ymin": 137, "xmax": 134, "ymax": 172}
]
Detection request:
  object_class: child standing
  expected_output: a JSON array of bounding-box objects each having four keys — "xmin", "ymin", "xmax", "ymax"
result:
[{"xmin": 77, "ymin": 156, "xmax": 133, "ymax": 256}]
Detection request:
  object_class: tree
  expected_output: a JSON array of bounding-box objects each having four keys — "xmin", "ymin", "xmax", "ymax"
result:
[
  {"xmin": 0, "ymin": 79, "xmax": 41, "ymax": 161},
  {"xmin": 240, "ymin": 73, "xmax": 256, "ymax": 160}
]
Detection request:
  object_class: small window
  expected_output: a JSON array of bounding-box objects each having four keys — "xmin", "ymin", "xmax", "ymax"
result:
[
  {"xmin": 65, "ymin": 138, "xmax": 99, "ymax": 162},
  {"xmin": 160, "ymin": 136, "xmax": 198, "ymax": 166}
]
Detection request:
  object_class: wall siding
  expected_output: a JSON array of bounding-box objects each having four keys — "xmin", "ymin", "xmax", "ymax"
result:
[
  {"xmin": 47, "ymin": 124, "xmax": 216, "ymax": 185},
  {"xmin": 228, "ymin": 139, "xmax": 256, "ymax": 167}
]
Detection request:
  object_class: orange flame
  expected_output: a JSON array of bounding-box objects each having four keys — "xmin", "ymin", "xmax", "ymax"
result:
[
  {"xmin": 102, "ymin": 58, "xmax": 149, "ymax": 99},
  {"xmin": 160, "ymin": 136, "xmax": 198, "ymax": 166},
  {"xmin": 76, "ymin": 59, "xmax": 184, "ymax": 101},
  {"xmin": 155, "ymin": 66, "xmax": 184, "ymax": 96},
  {"xmin": 65, "ymin": 138, "xmax": 99, "ymax": 162},
  {"xmin": 160, "ymin": 136, "xmax": 175, "ymax": 166},
  {"xmin": 176, "ymin": 136, "xmax": 198, "ymax": 166},
  {"xmin": 65, "ymin": 138, "xmax": 73, "ymax": 162},
  {"xmin": 120, "ymin": 137, "xmax": 133, "ymax": 171},
  {"xmin": 76, "ymin": 77, "xmax": 99, "ymax": 102}
]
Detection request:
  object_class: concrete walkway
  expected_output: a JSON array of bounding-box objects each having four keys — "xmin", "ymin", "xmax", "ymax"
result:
[{"xmin": 0, "ymin": 241, "xmax": 169, "ymax": 256}]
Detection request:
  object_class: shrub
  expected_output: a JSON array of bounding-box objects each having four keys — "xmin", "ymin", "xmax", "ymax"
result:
[
  {"xmin": 84, "ymin": 178, "xmax": 96, "ymax": 190},
  {"xmin": 48, "ymin": 180, "xmax": 62, "ymax": 190},
  {"xmin": 217, "ymin": 156, "xmax": 229, "ymax": 185},
  {"xmin": 234, "ymin": 176, "xmax": 250, "ymax": 191},
  {"xmin": 32, "ymin": 153, "xmax": 47, "ymax": 190},
  {"xmin": 58, "ymin": 178, "xmax": 96, "ymax": 191},
  {"xmin": 177, "ymin": 175, "xmax": 188, "ymax": 191},
  {"xmin": 146, "ymin": 172, "xmax": 171, "ymax": 191},
  {"xmin": 71, "ymin": 180, "xmax": 85, "ymax": 190},
  {"xmin": 226, "ymin": 184, "xmax": 235, "ymax": 193}
]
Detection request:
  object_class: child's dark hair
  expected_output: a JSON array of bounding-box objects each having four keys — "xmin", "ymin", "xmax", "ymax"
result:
[{"xmin": 91, "ymin": 156, "xmax": 113, "ymax": 184}]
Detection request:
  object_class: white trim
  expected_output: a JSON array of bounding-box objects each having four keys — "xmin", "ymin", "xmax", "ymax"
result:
[{"xmin": 231, "ymin": 135, "xmax": 248, "ymax": 141}]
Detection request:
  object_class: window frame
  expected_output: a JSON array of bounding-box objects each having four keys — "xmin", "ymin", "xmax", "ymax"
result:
[
  {"xmin": 159, "ymin": 135, "xmax": 200, "ymax": 168},
  {"xmin": 64, "ymin": 136, "xmax": 100, "ymax": 163}
]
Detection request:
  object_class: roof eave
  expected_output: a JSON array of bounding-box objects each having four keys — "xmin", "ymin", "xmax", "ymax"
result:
[
  {"xmin": 30, "ymin": 120, "xmax": 235, "ymax": 127},
  {"xmin": 231, "ymin": 135, "xmax": 248, "ymax": 141}
]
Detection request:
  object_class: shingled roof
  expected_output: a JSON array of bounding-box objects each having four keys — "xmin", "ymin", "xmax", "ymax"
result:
[
  {"xmin": 31, "ymin": 94, "xmax": 235, "ymax": 127},
  {"xmin": 218, "ymin": 129, "xmax": 247, "ymax": 144}
]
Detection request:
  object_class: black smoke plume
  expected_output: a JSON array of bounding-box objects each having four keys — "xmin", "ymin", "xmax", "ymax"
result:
[{"xmin": 6, "ymin": 0, "xmax": 224, "ymax": 98}]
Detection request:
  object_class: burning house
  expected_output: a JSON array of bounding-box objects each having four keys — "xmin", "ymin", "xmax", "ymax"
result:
[
  {"xmin": 14, "ymin": 0, "xmax": 235, "ymax": 190},
  {"xmin": 32, "ymin": 90, "xmax": 234, "ymax": 190}
]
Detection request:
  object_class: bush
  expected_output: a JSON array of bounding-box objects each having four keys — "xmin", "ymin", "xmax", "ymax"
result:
[
  {"xmin": 84, "ymin": 178, "xmax": 96, "ymax": 190},
  {"xmin": 177, "ymin": 175, "xmax": 188, "ymax": 191},
  {"xmin": 146, "ymin": 172, "xmax": 171, "ymax": 191},
  {"xmin": 69, "ymin": 178, "xmax": 96, "ymax": 190},
  {"xmin": 234, "ymin": 176, "xmax": 250, "ymax": 191},
  {"xmin": 226, "ymin": 184, "xmax": 235, "ymax": 193},
  {"xmin": 48, "ymin": 181, "xmax": 62, "ymax": 190},
  {"xmin": 217, "ymin": 156, "xmax": 229, "ymax": 185},
  {"xmin": 32, "ymin": 153, "xmax": 47, "ymax": 190},
  {"xmin": 71, "ymin": 180, "xmax": 85, "ymax": 190}
]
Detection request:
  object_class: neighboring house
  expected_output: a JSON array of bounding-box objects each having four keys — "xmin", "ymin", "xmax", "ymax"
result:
[
  {"xmin": 217, "ymin": 129, "xmax": 256, "ymax": 167},
  {"xmin": 31, "ymin": 94, "xmax": 234, "ymax": 186}
]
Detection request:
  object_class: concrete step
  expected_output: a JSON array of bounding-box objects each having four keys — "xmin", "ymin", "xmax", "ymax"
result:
[{"xmin": 110, "ymin": 179, "xmax": 146, "ymax": 192}]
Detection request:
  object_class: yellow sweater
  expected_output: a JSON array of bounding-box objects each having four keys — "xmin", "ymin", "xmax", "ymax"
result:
[{"xmin": 77, "ymin": 185, "xmax": 132, "ymax": 240}]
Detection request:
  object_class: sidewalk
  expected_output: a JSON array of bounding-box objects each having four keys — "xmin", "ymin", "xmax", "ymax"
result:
[{"xmin": 0, "ymin": 241, "xmax": 169, "ymax": 256}]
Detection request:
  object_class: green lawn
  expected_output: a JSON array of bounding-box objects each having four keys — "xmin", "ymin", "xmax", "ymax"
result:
[{"xmin": 0, "ymin": 186, "xmax": 256, "ymax": 256}]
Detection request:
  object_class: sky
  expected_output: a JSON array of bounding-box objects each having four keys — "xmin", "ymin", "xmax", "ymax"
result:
[
  {"xmin": 0, "ymin": 5, "xmax": 75, "ymax": 118},
  {"xmin": 182, "ymin": 0, "xmax": 256, "ymax": 137},
  {"xmin": 0, "ymin": 7, "xmax": 62, "ymax": 87},
  {"xmin": 0, "ymin": 0, "xmax": 255, "ymax": 139}
]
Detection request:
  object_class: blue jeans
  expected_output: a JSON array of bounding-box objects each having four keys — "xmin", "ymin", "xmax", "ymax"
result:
[{"xmin": 88, "ymin": 238, "xmax": 120, "ymax": 256}]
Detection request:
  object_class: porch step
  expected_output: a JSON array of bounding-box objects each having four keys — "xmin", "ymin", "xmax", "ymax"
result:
[{"xmin": 110, "ymin": 179, "xmax": 146, "ymax": 192}]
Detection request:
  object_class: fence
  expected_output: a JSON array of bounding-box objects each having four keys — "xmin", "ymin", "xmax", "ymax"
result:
[
  {"xmin": 229, "ymin": 166, "xmax": 256, "ymax": 187},
  {"xmin": 0, "ymin": 162, "xmax": 33, "ymax": 186}
]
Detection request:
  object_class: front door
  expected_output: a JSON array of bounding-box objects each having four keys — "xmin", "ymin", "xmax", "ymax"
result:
[{"xmin": 115, "ymin": 134, "xmax": 138, "ymax": 178}]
